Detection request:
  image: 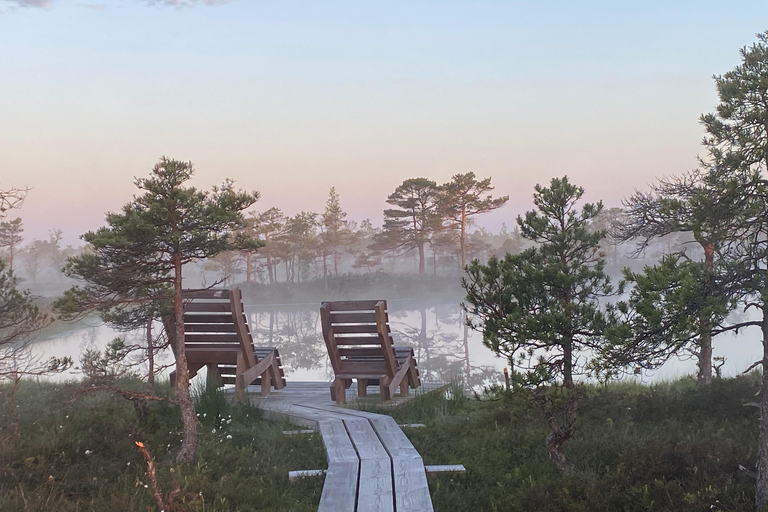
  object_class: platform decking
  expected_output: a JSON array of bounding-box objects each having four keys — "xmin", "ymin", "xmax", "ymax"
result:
[{"xmin": 244, "ymin": 382, "xmax": 440, "ymax": 512}]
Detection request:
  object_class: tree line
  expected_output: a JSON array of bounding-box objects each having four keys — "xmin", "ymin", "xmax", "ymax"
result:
[{"xmin": 237, "ymin": 172, "xmax": 508, "ymax": 284}]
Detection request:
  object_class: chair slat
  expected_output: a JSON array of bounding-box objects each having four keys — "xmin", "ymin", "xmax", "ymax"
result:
[
  {"xmin": 185, "ymin": 333, "xmax": 240, "ymax": 343},
  {"xmin": 184, "ymin": 323, "xmax": 237, "ymax": 333},
  {"xmin": 338, "ymin": 347, "xmax": 386, "ymax": 358},
  {"xmin": 331, "ymin": 324, "xmax": 380, "ymax": 334},
  {"xmin": 184, "ymin": 302, "xmax": 232, "ymax": 313},
  {"xmin": 328, "ymin": 311, "xmax": 377, "ymax": 323},
  {"xmin": 324, "ymin": 300, "xmax": 382, "ymax": 311},
  {"xmin": 184, "ymin": 289, "xmax": 230, "ymax": 299}
]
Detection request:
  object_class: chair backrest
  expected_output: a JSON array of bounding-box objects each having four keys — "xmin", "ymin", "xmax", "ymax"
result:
[
  {"xmin": 320, "ymin": 300, "xmax": 398, "ymax": 378},
  {"xmin": 180, "ymin": 288, "xmax": 256, "ymax": 368}
]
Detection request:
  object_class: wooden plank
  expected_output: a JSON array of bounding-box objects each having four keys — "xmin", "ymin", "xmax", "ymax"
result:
[
  {"xmin": 336, "ymin": 373, "xmax": 388, "ymax": 380},
  {"xmin": 184, "ymin": 302, "xmax": 232, "ymax": 312},
  {"xmin": 369, "ymin": 416, "xmax": 421, "ymax": 459},
  {"xmin": 328, "ymin": 311, "xmax": 377, "ymax": 323},
  {"xmin": 338, "ymin": 347, "xmax": 386, "ymax": 358},
  {"xmin": 358, "ymin": 458, "xmax": 395, "ymax": 512},
  {"xmin": 183, "ymin": 313, "xmax": 233, "ymax": 323},
  {"xmin": 338, "ymin": 361, "xmax": 388, "ymax": 374},
  {"xmin": 392, "ymin": 457, "xmax": 433, "ymax": 512},
  {"xmin": 332, "ymin": 324, "xmax": 379, "ymax": 334},
  {"xmin": 368, "ymin": 415, "xmax": 433, "ymax": 511},
  {"xmin": 289, "ymin": 469, "xmax": 325, "ymax": 481},
  {"xmin": 324, "ymin": 300, "xmax": 381, "ymax": 311},
  {"xmin": 184, "ymin": 323, "xmax": 237, "ymax": 333},
  {"xmin": 425, "ymin": 464, "xmax": 466, "ymax": 474},
  {"xmin": 333, "ymin": 335, "xmax": 381, "ymax": 345},
  {"xmin": 185, "ymin": 334, "xmax": 241, "ymax": 343},
  {"xmin": 183, "ymin": 288, "xmax": 230, "ymax": 299},
  {"xmin": 344, "ymin": 418, "xmax": 389, "ymax": 462},
  {"xmin": 317, "ymin": 419, "xmax": 358, "ymax": 512},
  {"xmin": 185, "ymin": 351, "xmax": 237, "ymax": 364},
  {"xmin": 318, "ymin": 460, "xmax": 358, "ymax": 512},
  {"xmin": 344, "ymin": 418, "xmax": 394, "ymax": 512}
]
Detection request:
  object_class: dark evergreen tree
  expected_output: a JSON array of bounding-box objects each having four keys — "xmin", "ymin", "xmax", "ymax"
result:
[
  {"xmin": 380, "ymin": 178, "xmax": 441, "ymax": 274},
  {"xmin": 54, "ymin": 157, "xmax": 259, "ymax": 464},
  {"xmin": 613, "ymin": 168, "xmax": 748, "ymax": 386},
  {"xmin": 440, "ymin": 172, "xmax": 508, "ymax": 268},
  {"xmin": 463, "ymin": 176, "xmax": 614, "ymax": 475},
  {"xmin": 695, "ymin": 31, "xmax": 768, "ymax": 510},
  {"xmin": 0, "ymin": 218, "xmax": 23, "ymax": 273}
]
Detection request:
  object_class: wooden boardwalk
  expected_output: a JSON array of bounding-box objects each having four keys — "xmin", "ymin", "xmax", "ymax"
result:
[{"xmin": 246, "ymin": 382, "xmax": 437, "ymax": 512}]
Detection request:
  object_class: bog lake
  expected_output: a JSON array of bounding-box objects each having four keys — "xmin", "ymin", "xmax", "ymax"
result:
[{"xmin": 30, "ymin": 298, "xmax": 767, "ymax": 389}]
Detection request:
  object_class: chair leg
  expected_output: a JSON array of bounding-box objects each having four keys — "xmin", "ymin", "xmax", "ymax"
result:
[
  {"xmin": 260, "ymin": 369, "xmax": 272, "ymax": 397},
  {"xmin": 206, "ymin": 364, "xmax": 222, "ymax": 389},
  {"xmin": 380, "ymin": 377, "xmax": 392, "ymax": 402},
  {"xmin": 270, "ymin": 354, "xmax": 284, "ymax": 389},
  {"xmin": 400, "ymin": 378, "xmax": 409, "ymax": 397},
  {"xmin": 332, "ymin": 378, "xmax": 347, "ymax": 404},
  {"xmin": 235, "ymin": 355, "xmax": 246, "ymax": 401},
  {"xmin": 358, "ymin": 379, "xmax": 368, "ymax": 397}
]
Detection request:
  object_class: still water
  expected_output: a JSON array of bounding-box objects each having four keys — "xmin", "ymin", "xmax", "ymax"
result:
[{"xmin": 33, "ymin": 299, "xmax": 766, "ymax": 388}]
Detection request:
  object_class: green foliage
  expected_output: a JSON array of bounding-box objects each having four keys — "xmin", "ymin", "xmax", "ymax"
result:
[
  {"xmin": 463, "ymin": 177, "xmax": 614, "ymax": 386},
  {"xmin": 56, "ymin": 157, "xmax": 260, "ymax": 326},
  {"xmin": 601, "ymin": 254, "xmax": 736, "ymax": 377},
  {"xmin": 379, "ymin": 178, "xmax": 442, "ymax": 274}
]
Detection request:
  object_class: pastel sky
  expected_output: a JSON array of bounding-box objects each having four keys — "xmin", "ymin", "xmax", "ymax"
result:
[{"xmin": 2, "ymin": 0, "xmax": 768, "ymax": 245}]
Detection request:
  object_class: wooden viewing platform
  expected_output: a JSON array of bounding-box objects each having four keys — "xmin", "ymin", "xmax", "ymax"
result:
[{"xmin": 242, "ymin": 382, "xmax": 444, "ymax": 512}]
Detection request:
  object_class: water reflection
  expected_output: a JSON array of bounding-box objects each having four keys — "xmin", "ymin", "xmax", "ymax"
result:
[
  {"xmin": 245, "ymin": 300, "xmax": 501, "ymax": 389},
  {"xmin": 34, "ymin": 299, "xmax": 762, "ymax": 388}
]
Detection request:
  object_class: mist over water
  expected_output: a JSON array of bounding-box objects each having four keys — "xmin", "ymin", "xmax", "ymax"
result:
[{"xmin": 33, "ymin": 295, "xmax": 764, "ymax": 389}]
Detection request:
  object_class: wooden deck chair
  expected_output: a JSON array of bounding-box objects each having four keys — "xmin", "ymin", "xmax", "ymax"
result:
[
  {"xmin": 320, "ymin": 300, "xmax": 420, "ymax": 404},
  {"xmin": 167, "ymin": 288, "xmax": 285, "ymax": 399}
]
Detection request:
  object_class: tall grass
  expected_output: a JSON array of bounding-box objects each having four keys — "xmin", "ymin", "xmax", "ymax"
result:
[
  {"xmin": 393, "ymin": 373, "xmax": 760, "ymax": 512},
  {"xmin": 0, "ymin": 378, "xmax": 326, "ymax": 511}
]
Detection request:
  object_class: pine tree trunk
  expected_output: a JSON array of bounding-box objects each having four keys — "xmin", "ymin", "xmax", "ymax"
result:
[
  {"xmin": 418, "ymin": 242, "xmax": 425, "ymax": 274},
  {"xmin": 460, "ymin": 208, "xmax": 466, "ymax": 268},
  {"xmin": 173, "ymin": 254, "xmax": 198, "ymax": 464},
  {"xmin": 756, "ymin": 302, "xmax": 768, "ymax": 511},
  {"xmin": 697, "ymin": 243, "xmax": 715, "ymax": 387},
  {"xmin": 146, "ymin": 316, "xmax": 155, "ymax": 392},
  {"xmin": 697, "ymin": 328, "xmax": 713, "ymax": 387},
  {"xmin": 544, "ymin": 387, "xmax": 577, "ymax": 477}
]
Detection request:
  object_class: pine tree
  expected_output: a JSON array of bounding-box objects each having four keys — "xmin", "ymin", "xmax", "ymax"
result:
[
  {"xmin": 440, "ymin": 172, "xmax": 508, "ymax": 268},
  {"xmin": 0, "ymin": 218, "xmax": 23, "ymax": 273},
  {"xmin": 381, "ymin": 178, "xmax": 441, "ymax": 274},
  {"xmin": 56, "ymin": 157, "xmax": 259, "ymax": 463},
  {"xmin": 463, "ymin": 176, "xmax": 614, "ymax": 475}
]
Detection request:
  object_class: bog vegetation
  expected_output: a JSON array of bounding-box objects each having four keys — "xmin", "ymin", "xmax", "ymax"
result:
[{"xmin": 1, "ymin": 29, "xmax": 768, "ymax": 512}]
